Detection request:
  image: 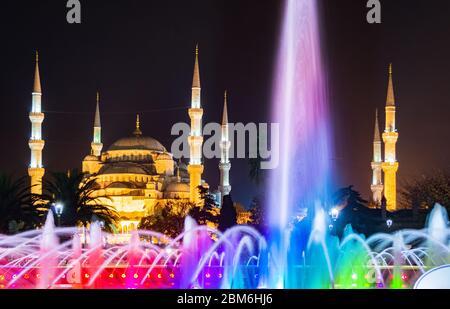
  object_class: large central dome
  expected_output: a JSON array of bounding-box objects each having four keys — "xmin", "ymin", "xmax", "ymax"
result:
[{"xmin": 108, "ymin": 136, "xmax": 166, "ymax": 152}]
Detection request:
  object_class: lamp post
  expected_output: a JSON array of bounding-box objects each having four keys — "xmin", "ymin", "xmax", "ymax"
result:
[
  {"xmin": 54, "ymin": 202, "xmax": 64, "ymax": 227},
  {"xmin": 386, "ymin": 219, "xmax": 393, "ymax": 229},
  {"xmin": 331, "ymin": 207, "xmax": 340, "ymax": 221}
]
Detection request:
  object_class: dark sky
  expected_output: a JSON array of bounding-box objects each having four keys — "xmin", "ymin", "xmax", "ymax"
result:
[{"xmin": 1, "ymin": 0, "xmax": 450, "ymax": 206}]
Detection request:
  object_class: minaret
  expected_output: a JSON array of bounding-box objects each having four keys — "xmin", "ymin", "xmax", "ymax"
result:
[
  {"xmin": 371, "ymin": 109, "xmax": 383, "ymax": 205},
  {"xmin": 28, "ymin": 51, "xmax": 45, "ymax": 195},
  {"xmin": 91, "ymin": 92, "xmax": 103, "ymax": 156},
  {"xmin": 219, "ymin": 91, "xmax": 231, "ymax": 202},
  {"xmin": 382, "ymin": 64, "xmax": 399, "ymax": 211},
  {"xmin": 187, "ymin": 45, "xmax": 204, "ymax": 203}
]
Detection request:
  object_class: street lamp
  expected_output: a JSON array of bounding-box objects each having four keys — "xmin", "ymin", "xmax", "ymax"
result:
[
  {"xmin": 330, "ymin": 207, "xmax": 340, "ymax": 221},
  {"xmin": 54, "ymin": 202, "xmax": 64, "ymax": 227},
  {"xmin": 386, "ymin": 219, "xmax": 393, "ymax": 229}
]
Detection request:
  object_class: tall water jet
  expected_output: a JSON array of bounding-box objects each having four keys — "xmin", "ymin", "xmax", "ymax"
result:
[
  {"xmin": 267, "ymin": 0, "xmax": 333, "ymax": 288},
  {"xmin": 38, "ymin": 213, "xmax": 59, "ymax": 289}
]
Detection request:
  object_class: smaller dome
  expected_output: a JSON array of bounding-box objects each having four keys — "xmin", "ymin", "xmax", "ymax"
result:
[
  {"xmin": 165, "ymin": 182, "xmax": 190, "ymax": 193},
  {"xmin": 157, "ymin": 152, "xmax": 172, "ymax": 161},
  {"xmin": 107, "ymin": 182, "xmax": 141, "ymax": 189},
  {"xmin": 108, "ymin": 136, "xmax": 166, "ymax": 152},
  {"xmin": 98, "ymin": 162, "xmax": 151, "ymax": 175},
  {"xmin": 83, "ymin": 154, "xmax": 99, "ymax": 162}
]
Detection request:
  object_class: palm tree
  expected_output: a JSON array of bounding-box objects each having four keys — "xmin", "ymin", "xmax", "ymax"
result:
[
  {"xmin": 0, "ymin": 174, "xmax": 45, "ymax": 234},
  {"xmin": 42, "ymin": 169, "xmax": 119, "ymax": 232}
]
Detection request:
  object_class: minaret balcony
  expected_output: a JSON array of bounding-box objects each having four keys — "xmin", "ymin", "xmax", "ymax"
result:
[
  {"xmin": 382, "ymin": 161, "xmax": 399, "ymax": 172},
  {"xmin": 28, "ymin": 139, "xmax": 45, "ymax": 150},
  {"xmin": 371, "ymin": 161, "xmax": 382, "ymax": 169},
  {"xmin": 28, "ymin": 167, "xmax": 45, "ymax": 177},
  {"xmin": 219, "ymin": 162, "xmax": 231, "ymax": 170},
  {"xmin": 188, "ymin": 135, "xmax": 204, "ymax": 146},
  {"xmin": 382, "ymin": 132, "xmax": 398, "ymax": 143},
  {"xmin": 188, "ymin": 108, "xmax": 204, "ymax": 119},
  {"xmin": 29, "ymin": 112, "xmax": 45, "ymax": 123}
]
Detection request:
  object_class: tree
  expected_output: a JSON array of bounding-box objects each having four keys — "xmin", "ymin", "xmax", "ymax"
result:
[
  {"xmin": 138, "ymin": 201, "xmax": 189, "ymax": 238},
  {"xmin": 249, "ymin": 156, "xmax": 264, "ymax": 185},
  {"xmin": 332, "ymin": 186, "xmax": 369, "ymax": 236},
  {"xmin": 400, "ymin": 170, "xmax": 450, "ymax": 213},
  {"xmin": 42, "ymin": 169, "xmax": 119, "ymax": 232},
  {"xmin": 0, "ymin": 174, "xmax": 45, "ymax": 234},
  {"xmin": 248, "ymin": 136, "xmax": 266, "ymax": 186},
  {"xmin": 218, "ymin": 195, "xmax": 237, "ymax": 231},
  {"xmin": 187, "ymin": 186, "xmax": 219, "ymax": 226},
  {"xmin": 249, "ymin": 197, "xmax": 265, "ymax": 232}
]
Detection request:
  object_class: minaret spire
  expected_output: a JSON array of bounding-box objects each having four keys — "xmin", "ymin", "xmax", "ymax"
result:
[
  {"xmin": 219, "ymin": 90, "xmax": 232, "ymax": 203},
  {"xmin": 382, "ymin": 63, "xmax": 399, "ymax": 211},
  {"xmin": 91, "ymin": 91, "xmax": 103, "ymax": 156},
  {"xmin": 134, "ymin": 114, "xmax": 142, "ymax": 136},
  {"xmin": 374, "ymin": 109, "xmax": 381, "ymax": 142},
  {"xmin": 33, "ymin": 51, "xmax": 41, "ymax": 93},
  {"xmin": 187, "ymin": 45, "xmax": 204, "ymax": 203},
  {"xmin": 95, "ymin": 92, "xmax": 101, "ymax": 127},
  {"xmin": 222, "ymin": 90, "xmax": 228, "ymax": 126},
  {"xmin": 386, "ymin": 63, "xmax": 395, "ymax": 107},
  {"xmin": 192, "ymin": 44, "xmax": 201, "ymax": 90},
  {"xmin": 28, "ymin": 51, "xmax": 45, "ymax": 195},
  {"xmin": 371, "ymin": 109, "xmax": 383, "ymax": 205}
]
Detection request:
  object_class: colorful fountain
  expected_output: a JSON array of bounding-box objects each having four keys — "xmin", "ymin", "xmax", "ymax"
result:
[
  {"xmin": 0, "ymin": 204, "xmax": 449, "ymax": 289},
  {"xmin": 0, "ymin": 0, "xmax": 449, "ymax": 289},
  {"xmin": 265, "ymin": 0, "xmax": 333, "ymax": 289}
]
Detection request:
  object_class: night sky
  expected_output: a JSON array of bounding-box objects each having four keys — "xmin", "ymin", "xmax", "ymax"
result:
[{"xmin": 1, "ymin": 0, "xmax": 450, "ymax": 206}]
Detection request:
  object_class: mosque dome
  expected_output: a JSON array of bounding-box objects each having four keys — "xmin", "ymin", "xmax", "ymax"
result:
[
  {"xmin": 83, "ymin": 154, "xmax": 99, "ymax": 161},
  {"xmin": 108, "ymin": 136, "xmax": 166, "ymax": 152},
  {"xmin": 165, "ymin": 182, "xmax": 190, "ymax": 193},
  {"xmin": 156, "ymin": 152, "xmax": 172, "ymax": 161},
  {"xmin": 98, "ymin": 162, "xmax": 152, "ymax": 175}
]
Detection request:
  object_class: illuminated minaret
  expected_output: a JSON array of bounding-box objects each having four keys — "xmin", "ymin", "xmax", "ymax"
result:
[
  {"xmin": 382, "ymin": 64, "xmax": 399, "ymax": 211},
  {"xmin": 187, "ymin": 45, "xmax": 204, "ymax": 203},
  {"xmin": 91, "ymin": 92, "xmax": 103, "ymax": 156},
  {"xmin": 218, "ymin": 91, "xmax": 231, "ymax": 201},
  {"xmin": 371, "ymin": 109, "xmax": 383, "ymax": 205},
  {"xmin": 28, "ymin": 52, "xmax": 45, "ymax": 195}
]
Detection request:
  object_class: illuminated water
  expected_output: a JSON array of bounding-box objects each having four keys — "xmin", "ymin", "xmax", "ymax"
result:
[
  {"xmin": 0, "ymin": 205, "xmax": 449, "ymax": 289},
  {"xmin": 266, "ymin": 0, "xmax": 333, "ymax": 288},
  {"xmin": 0, "ymin": 0, "xmax": 449, "ymax": 289}
]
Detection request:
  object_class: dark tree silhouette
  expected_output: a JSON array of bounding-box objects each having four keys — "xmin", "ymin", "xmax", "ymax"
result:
[
  {"xmin": 0, "ymin": 174, "xmax": 45, "ymax": 234},
  {"xmin": 187, "ymin": 186, "xmax": 219, "ymax": 226},
  {"xmin": 248, "ymin": 197, "xmax": 266, "ymax": 232},
  {"xmin": 42, "ymin": 169, "xmax": 119, "ymax": 232},
  {"xmin": 400, "ymin": 170, "xmax": 450, "ymax": 213},
  {"xmin": 138, "ymin": 201, "xmax": 188, "ymax": 238},
  {"xmin": 332, "ymin": 186, "xmax": 369, "ymax": 237},
  {"xmin": 218, "ymin": 195, "xmax": 237, "ymax": 231},
  {"xmin": 248, "ymin": 135, "xmax": 268, "ymax": 186}
]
